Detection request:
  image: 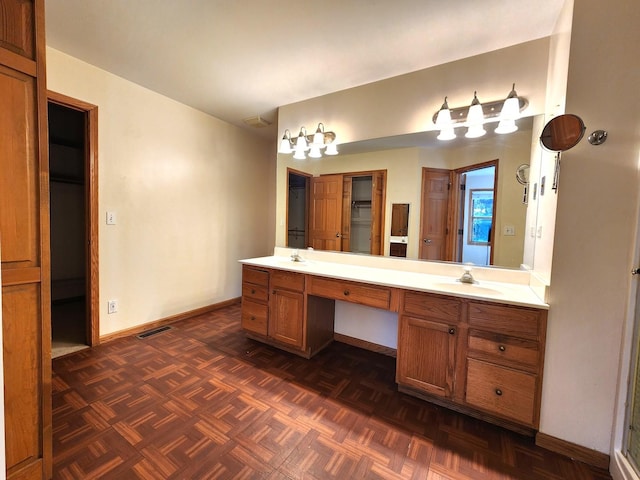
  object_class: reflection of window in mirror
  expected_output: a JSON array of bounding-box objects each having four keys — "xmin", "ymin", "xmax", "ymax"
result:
[
  {"xmin": 468, "ymin": 189, "xmax": 494, "ymax": 245},
  {"xmin": 391, "ymin": 203, "xmax": 409, "ymax": 236}
]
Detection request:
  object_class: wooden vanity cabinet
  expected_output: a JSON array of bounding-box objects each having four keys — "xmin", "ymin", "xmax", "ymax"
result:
[
  {"xmin": 241, "ymin": 266, "xmax": 269, "ymax": 335},
  {"xmin": 396, "ymin": 291, "xmax": 463, "ymax": 399},
  {"xmin": 241, "ymin": 266, "xmax": 335, "ymax": 358},
  {"xmin": 464, "ymin": 302, "xmax": 547, "ymax": 430},
  {"xmin": 269, "ymin": 270, "xmax": 305, "ymax": 349}
]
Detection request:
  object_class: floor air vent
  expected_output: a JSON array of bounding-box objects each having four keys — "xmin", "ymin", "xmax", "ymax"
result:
[{"xmin": 136, "ymin": 326, "xmax": 172, "ymax": 339}]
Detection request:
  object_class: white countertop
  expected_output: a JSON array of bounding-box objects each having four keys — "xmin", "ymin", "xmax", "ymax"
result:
[{"xmin": 240, "ymin": 252, "xmax": 549, "ymax": 310}]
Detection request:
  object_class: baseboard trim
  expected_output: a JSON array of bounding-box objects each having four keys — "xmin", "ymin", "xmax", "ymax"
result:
[
  {"xmin": 99, "ymin": 297, "xmax": 241, "ymax": 344},
  {"xmin": 536, "ymin": 432, "xmax": 610, "ymax": 471},
  {"xmin": 333, "ymin": 333, "xmax": 397, "ymax": 358}
]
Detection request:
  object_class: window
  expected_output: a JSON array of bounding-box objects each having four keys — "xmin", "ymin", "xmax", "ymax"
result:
[{"xmin": 468, "ymin": 189, "xmax": 493, "ymax": 245}]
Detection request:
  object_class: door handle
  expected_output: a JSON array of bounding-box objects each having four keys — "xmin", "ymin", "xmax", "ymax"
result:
[
  {"xmin": 336, "ymin": 232, "xmax": 342, "ymax": 238},
  {"xmin": 423, "ymin": 238, "xmax": 432, "ymax": 244}
]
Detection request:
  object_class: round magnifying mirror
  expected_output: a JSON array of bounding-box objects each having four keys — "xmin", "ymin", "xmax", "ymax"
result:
[
  {"xmin": 515, "ymin": 164, "xmax": 529, "ymax": 185},
  {"xmin": 540, "ymin": 114, "xmax": 586, "ymax": 152}
]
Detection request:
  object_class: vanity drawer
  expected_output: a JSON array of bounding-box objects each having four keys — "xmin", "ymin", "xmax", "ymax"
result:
[
  {"xmin": 465, "ymin": 358, "xmax": 537, "ymax": 426},
  {"xmin": 271, "ymin": 269, "xmax": 305, "ymax": 292},
  {"xmin": 307, "ymin": 276, "xmax": 392, "ymax": 310},
  {"xmin": 402, "ymin": 291, "xmax": 460, "ymax": 322},
  {"xmin": 468, "ymin": 329, "xmax": 539, "ymax": 370},
  {"xmin": 243, "ymin": 265, "xmax": 269, "ymax": 286},
  {"xmin": 242, "ymin": 283, "xmax": 269, "ymax": 302},
  {"xmin": 241, "ymin": 299, "xmax": 268, "ymax": 335},
  {"xmin": 468, "ymin": 302, "xmax": 541, "ymax": 341}
]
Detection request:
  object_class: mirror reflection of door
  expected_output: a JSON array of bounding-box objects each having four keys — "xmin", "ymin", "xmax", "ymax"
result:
[
  {"xmin": 287, "ymin": 169, "xmax": 311, "ymax": 248},
  {"xmin": 419, "ymin": 161, "xmax": 498, "ymax": 265},
  {"xmin": 419, "ymin": 168, "xmax": 452, "ymax": 260},
  {"xmin": 309, "ymin": 174, "xmax": 344, "ymax": 251}
]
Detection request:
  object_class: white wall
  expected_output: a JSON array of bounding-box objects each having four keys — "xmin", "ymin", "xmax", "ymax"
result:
[
  {"xmin": 46, "ymin": 48, "xmax": 276, "ymax": 335},
  {"xmin": 540, "ymin": 0, "xmax": 640, "ymax": 456}
]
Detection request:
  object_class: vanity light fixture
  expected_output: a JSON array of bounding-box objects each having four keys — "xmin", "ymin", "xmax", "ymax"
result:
[
  {"xmin": 432, "ymin": 85, "xmax": 528, "ymax": 141},
  {"xmin": 278, "ymin": 123, "xmax": 338, "ymax": 159},
  {"xmin": 465, "ymin": 91, "xmax": 487, "ymax": 139},
  {"xmin": 435, "ymin": 97, "xmax": 456, "ymax": 141}
]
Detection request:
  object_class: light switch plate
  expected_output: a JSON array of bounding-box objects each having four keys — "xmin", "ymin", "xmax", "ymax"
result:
[{"xmin": 106, "ymin": 211, "xmax": 116, "ymax": 225}]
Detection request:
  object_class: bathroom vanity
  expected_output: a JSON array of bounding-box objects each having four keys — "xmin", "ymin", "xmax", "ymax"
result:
[{"xmin": 240, "ymin": 248, "xmax": 548, "ymax": 434}]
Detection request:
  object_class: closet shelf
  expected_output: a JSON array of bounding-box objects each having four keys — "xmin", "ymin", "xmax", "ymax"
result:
[
  {"xmin": 50, "ymin": 174, "xmax": 84, "ymax": 185},
  {"xmin": 351, "ymin": 200, "xmax": 372, "ymax": 208}
]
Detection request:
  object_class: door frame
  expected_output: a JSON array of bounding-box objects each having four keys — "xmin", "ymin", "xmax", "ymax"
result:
[{"xmin": 47, "ymin": 91, "xmax": 100, "ymax": 346}]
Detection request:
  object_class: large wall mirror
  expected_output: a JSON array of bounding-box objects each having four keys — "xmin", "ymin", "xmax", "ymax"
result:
[{"xmin": 277, "ymin": 115, "xmax": 540, "ymax": 270}]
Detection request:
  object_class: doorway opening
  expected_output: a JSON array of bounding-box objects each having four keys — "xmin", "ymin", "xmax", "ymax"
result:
[
  {"xmin": 287, "ymin": 169, "xmax": 310, "ymax": 249},
  {"xmin": 453, "ymin": 162, "xmax": 497, "ymax": 266},
  {"xmin": 48, "ymin": 92, "xmax": 99, "ymax": 358}
]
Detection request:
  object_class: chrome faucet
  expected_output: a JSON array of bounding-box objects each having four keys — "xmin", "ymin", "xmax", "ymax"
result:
[
  {"xmin": 290, "ymin": 249, "xmax": 303, "ymax": 262},
  {"xmin": 458, "ymin": 264, "xmax": 476, "ymax": 284}
]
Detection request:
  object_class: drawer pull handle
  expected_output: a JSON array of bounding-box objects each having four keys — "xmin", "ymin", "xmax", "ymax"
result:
[
  {"xmin": 498, "ymin": 345, "xmax": 506, "ymax": 352},
  {"xmin": 448, "ymin": 328, "xmax": 455, "ymax": 335},
  {"xmin": 495, "ymin": 388, "xmax": 503, "ymax": 396},
  {"xmin": 344, "ymin": 290, "xmax": 350, "ymax": 296}
]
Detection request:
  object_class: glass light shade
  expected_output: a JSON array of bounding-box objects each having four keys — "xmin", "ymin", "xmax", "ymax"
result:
[
  {"xmin": 465, "ymin": 123, "xmax": 486, "ymax": 138},
  {"xmin": 495, "ymin": 119, "xmax": 518, "ymax": 134},
  {"xmin": 437, "ymin": 127, "xmax": 456, "ymax": 141},
  {"xmin": 466, "ymin": 102, "xmax": 484, "ymax": 126},
  {"xmin": 278, "ymin": 137, "xmax": 292, "ymax": 154},
  {"xmin": 324, "ymin": 142, "xmax": 338, "ymax": 155},
  {"xmin": 295, "ymin": 134, "xmax": 308, "ymax": 151},
  {"xmin": 292, "ymin": 149, "xmax": 306, "ymax": 160},
  {"xmin": 499, "ymin": 96, "xmax": 520, "ymax": 121},
  {"xmin": 311, "ymin": 131, "xmax": 325, "ymax": 148},
  {"xmin": 435, "ymin": 99, "xmax": 453, "ymax": 127},
  {"xmin": 308, "ymin": 146, "xmax": 322, "ymax": 158}
]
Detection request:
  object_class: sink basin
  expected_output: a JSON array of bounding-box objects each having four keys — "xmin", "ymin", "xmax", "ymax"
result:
[{"xmin": 431, "ymin": 282, "xmax": 502, "ymax": 296}]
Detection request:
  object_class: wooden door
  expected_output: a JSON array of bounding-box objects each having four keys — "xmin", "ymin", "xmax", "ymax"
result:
[
  {"xmin": 419, "ymin": 168, "xmax": 451, "ymax": 260},
  {"xmin": 397, "ymin": 315, "xmax": 457, "ymax": 398},
  {"xmin": 269, "ymin": 289, "xmax": 304, "ymax": 349},
  {"xmin": 370, "ymin": 172, "xmax": 384, "ymax": 255},
  {"xmin": 0, "ymin": 1, "xmax": 52, "ymax": 478},
  {"xmin": 309, "ymin": 174, "xmax": 343, "ymax": 251}
]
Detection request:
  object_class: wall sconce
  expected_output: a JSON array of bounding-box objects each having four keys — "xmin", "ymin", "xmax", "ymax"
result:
[
  {"xmin": 433, "ymin": 84, "xmax": 528, "ymax": 141},
  {"xmin": 278, "ymin": 123, "xmax": 338, "ymax": 159}
]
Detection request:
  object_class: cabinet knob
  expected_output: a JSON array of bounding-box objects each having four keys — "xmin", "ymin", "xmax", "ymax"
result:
[
  {"xmin": 498, "ymin": 345, "xmax": 506, "ymax": 352},
  {"xmin": 251, "ymin": 288, "xmax": 256, "ymax": 294},
  {"xmin": 344, "ymin": 290, "xmax": 350, "ymax": 296},
  {"xmin": 272, "ymin": 290, "xmax": 276, "ymax": 295},
  {"xmin": 495, "ymin": 388, "xmax": 503, "ymax": 396},
  {"xmin": 448, "ymin": 328, "xmax": 455, "ymax": 335},
  {"xmin": 250, "ymin": 316, "xmax": 255, "ymax": 321}
]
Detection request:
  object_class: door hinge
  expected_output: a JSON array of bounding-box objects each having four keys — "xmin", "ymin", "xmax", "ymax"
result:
[
  {"xmin": 447, "ymin": 182, "xmax": 451, "ymax": 190},
  {"xmin": 460, "ymin": 184, "xmax": 466, "ymax": 191},
  {"xmin": 458, "ymin": 229, "xmax": 463, "ymax": 235},
  {"xmin": 632, "ymin": 267, "xmax": 640, "ymax": 276}
]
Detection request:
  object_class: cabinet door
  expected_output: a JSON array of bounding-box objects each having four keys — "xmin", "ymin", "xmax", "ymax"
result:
[
  {"xmin": 269, "ymin": 289, "xmax": 304, "ymax": 349},
  {"xmin": 397, "ymin": 315, "xmax": 457, "ymax": 398}
]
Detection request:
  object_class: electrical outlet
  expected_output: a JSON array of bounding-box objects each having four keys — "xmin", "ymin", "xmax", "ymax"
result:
[
  {"xmin": 107, "ymin": 300, "xmax": 118, "ymax": 314},
  {"xmin": 106, "ymin": 211, "xmax": 117, "ymax": 225}
]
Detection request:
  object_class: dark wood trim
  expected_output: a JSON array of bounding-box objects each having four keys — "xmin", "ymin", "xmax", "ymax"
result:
[
  {"xmin": 334, "ymin": 333, "xmax": 397, "ymax": 358},
  {"xmin": 535, "ymin": 432, "xmax": 610, "ymax": 470},
  {"xmin": 47, "ymin": 91, "xmax": 100, "ymax": 347},
  {"xmin": 0, "ymin": 48, "xmax": 36, "ymax": 76},
  {"xmin": 99, "ymin": 298, "xmax": 241, "ymax": 344}
]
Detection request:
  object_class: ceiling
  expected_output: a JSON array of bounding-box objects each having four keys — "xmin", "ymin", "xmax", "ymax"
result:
[{"xmin": 45, "ymin": 0, "xmax": 565, "ymax": 141}]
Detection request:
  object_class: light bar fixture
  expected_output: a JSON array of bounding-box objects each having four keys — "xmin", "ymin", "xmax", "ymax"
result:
[
  {"xmin": 433, "ymin": 84, "xmax": 528, "ymax": 141},
  {"xmin": 278, "ymin": 123, "xmax": 338, "ymax": 159}
]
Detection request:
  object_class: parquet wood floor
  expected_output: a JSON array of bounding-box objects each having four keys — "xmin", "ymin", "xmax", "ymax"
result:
[{"xmin": 52, "ymin": 303, "xmax": 612, "ymax": 479}]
